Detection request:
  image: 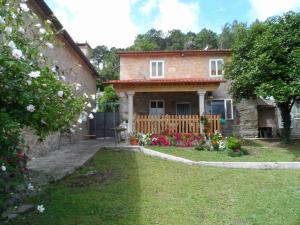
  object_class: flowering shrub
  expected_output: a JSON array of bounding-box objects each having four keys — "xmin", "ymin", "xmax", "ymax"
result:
[
  {"xmin": 150, "ymin": 129, "xmax": 204, "ymax": 147},
  {"xmin": 136, "ymin": 133, "xmax": 152, "ymax": 146},
  {"xmin": 0, "ymin": 0, "xmax": 95, "ymax": 215}
]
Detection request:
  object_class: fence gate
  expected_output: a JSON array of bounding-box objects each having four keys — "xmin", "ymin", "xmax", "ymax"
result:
[{"xmin": 89, "ymin": 112, "xmax": 120, "ymax": 138}]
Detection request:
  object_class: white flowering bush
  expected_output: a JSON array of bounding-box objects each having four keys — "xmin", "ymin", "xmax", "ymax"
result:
[{"xmin": 0, "ymin": 0, "xmax": 94, "ymax": 214}]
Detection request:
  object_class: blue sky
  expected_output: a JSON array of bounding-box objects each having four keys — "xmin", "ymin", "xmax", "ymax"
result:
[{"xmin": 45, "ymin": 0, "xmax": 300, "ymax": 48}]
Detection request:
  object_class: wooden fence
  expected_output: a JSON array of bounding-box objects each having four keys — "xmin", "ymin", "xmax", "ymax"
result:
[{"xmin": 135, "ymin": 114, "xmax": 221, "ymax": 134}]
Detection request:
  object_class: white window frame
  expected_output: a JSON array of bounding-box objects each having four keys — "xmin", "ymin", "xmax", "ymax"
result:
[
  {"xmin": 149, "ymin": 100, "xmax": 165, "ymax": 109},
  {"xmin": 176, "ymin": 102, "xmax": 191, "ymax": 115},
  {"xmin": 209, "ymin": 99, "xmax": 233, "ymax": 120},
  {"xmin": 209, "ymin": 59, "xmax": 224, "ymax": 77},
  {"xmin": 150, "ymin": 60, "xmax": 164, "ymax": 78}
]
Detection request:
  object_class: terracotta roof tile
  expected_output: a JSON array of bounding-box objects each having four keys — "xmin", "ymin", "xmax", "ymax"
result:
[{"xmin": 105, "ymin": 78, "xmax": 226, "ymax": 85}]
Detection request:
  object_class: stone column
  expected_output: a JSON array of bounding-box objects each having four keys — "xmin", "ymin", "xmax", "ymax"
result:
[
  {"xmin": 126, "ymin": 91, "xmax": 135, "ymax": 134},
  {"xmin": 197, "ymin": 90, "xmax": 206, "ymax": 133}
]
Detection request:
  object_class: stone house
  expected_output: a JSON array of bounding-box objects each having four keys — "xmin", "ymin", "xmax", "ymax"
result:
[
  {"xmin": 106, "ymin": 50, "xmax": 300, "ymax": 138},
  {"xmin": 24, "ymin": 0, "xmax": 99, "ymax": 157}
]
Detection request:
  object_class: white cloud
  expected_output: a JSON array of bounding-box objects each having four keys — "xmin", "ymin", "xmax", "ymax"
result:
[
  {"xmin": 46, "ymin": 0, "xmax": 139, "ymax": 48},
  {"xmin": 139, "ymin": 0, "xmax": 200, "ymax": 32},
  {"xmin": 250, "ymin": 0, "xmax": 300, "ymax": 20},
  {"xmin": 140, "ymin": 0, "xmax": 158, "ymax": 14}
]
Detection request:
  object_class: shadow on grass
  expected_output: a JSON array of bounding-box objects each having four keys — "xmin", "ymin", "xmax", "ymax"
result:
[{"xmin": 12, "ymin": 150, "xmax": 142, "ymax": 225}]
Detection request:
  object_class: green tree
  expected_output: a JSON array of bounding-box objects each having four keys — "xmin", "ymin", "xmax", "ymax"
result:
[
  {"xmin": 165, "ymin": 29, "xmax": 185, "ymax": 50},
  {"xmin": 91, "ymin": 45, "xmax": 109, "ymax": 70},
  {"xmin": 195, "ymin": 28, "xmax": 218, "ymax": 49},
  {"xmin": 219, "ymin": 21, "xmax": 247, "ymax": 49},
  {"xmin": 92, "ymin": 46, "xmax": 120, "ymax": 91},
  {"xmin": 225, "ymin": 12, "xmax": 300, "ymax": 143},
  {"xmin": 97, "ymin": 85, "xmax": 119, "ymax": 112},
  {"xmin": 129, "ymin": 28, "xmax": 165, "ymax": 50}
]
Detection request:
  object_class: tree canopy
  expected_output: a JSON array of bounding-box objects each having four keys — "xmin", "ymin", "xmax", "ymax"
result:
[{"xmin": 225, "ymin": 12, "xmax": 300, "ymax": 143}]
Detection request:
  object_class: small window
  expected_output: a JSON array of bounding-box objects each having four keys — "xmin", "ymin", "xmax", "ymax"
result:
[
  {"xmin": 209, "ymin": 59, "xmax": 224, "ymax": 77},
  {"xmin": 149, "ymin": 100, "xmax": 165, "ymax": 115},
  {"xmin": 150, "ymin": 60, "xmax": 164, "ymax": 78},
  {"xmin": 208, "ymin": 99, "xmax": 233, "ymax": 120}
]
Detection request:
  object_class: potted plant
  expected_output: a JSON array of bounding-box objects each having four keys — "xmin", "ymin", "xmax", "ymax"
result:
[{"xmin": 129, "ymin": 133, "xmax": 138, "ymax": 145}]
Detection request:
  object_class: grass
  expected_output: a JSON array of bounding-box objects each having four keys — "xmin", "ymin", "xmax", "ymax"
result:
[
  {"xmin": 150, "ymin": 139, "xmax": 300, "ymax": 162},
  {"xmin": 12, "ymin": 149, "xmax": 300, "ymax": 225}
]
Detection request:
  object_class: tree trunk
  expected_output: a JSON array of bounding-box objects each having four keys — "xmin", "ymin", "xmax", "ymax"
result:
[{"xmin": 278, "ymin": 103, "xmax": 292, "ymax": 144}]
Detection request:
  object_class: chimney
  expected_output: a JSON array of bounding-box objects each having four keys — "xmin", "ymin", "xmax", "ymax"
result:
[{"xmin": 77, "ymin": 42, "xmax": 92, "ymax": 58}]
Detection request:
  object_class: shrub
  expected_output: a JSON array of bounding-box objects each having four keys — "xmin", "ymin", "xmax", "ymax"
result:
[
  {"xmin": 228, "ymin": 148, "xmax": 249, "ymax": 157},
  {"xmin": 226, "ymin": 137, "xmax": 241, "ymax": 151},
  {"xmin": 226, "ymin": 137, "xmax": 248, "ymax": 157},
  {"xmin": 0, "ymin": 0, "xmax": 94, "ymax": 215}
]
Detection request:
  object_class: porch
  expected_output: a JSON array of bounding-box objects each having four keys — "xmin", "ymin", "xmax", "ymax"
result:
[{"xmin": 105, "ymin": 78, "xmax": 226, "ymax": 134}]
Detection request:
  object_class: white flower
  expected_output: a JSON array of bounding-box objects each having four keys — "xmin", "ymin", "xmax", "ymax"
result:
[
  {"xmin": 60, "ymin": 75, "xmax": 66, "ymax": 81},
  {"xmin": 26, "ymin": 80, "xmax": 32, "ymax": 85},
  {"xmin": 88, "ymin": 113, "xmax": 94, "ymax": 120},
  {"xmin": 92, "ymin": 108, "xmax": 97, "ymax": 113},
  {"xmin": 20, "ymin": 3, "xmax": 29, "ymax": 12},
  {"xmin": 77, "ymin": 118, "xmax": 82, "ymax": 124},
  {"xmin": 39, "ymin": 28, "xmax": 46, "ymax": 34},
  {"xmin": 28, "ymin": 71, "xmax": 40, "ymax": 78},
  {"xmin": 18, "ymin": 27, "xmax": 25, "ymax": 33},
  {"xmin": 0, "ymin": 16, "xmax": 5, "ymax": 24},
  {"xmin": 26, "ymin": 104, "xmax": 35, "ymax": 112},
  {"xmin": 51, "ymin": 66, "xmax": 56, "ymax": 72},
  {"xmin": 57, "ymin": 91, "xmax": 64, "ymax": 97},
  {"xmin": 7, "ymin": 41, "xmax": 16, "ymax": 49},
  {"xmin": 90, "ymin": 94, "xmax": 96, "ymax": 100},
  {"xmin": 45, "ymin": 19, "xmax": 52, "ymax": 24},
  {"xmin": 34, "ymin": 23, "xmax": 41, "ymax": 28},
  {"xmin": 83, "ymin": 93, "xmax": 88, "ymax": 98},
  {"xmin": 86, "ymin": 102, "xmax": 92, "ymax": 108},
  {"xmin": 28, "ymin": 183, "xmax": 34, "ymax": 191},
  {"xmin": 12, "ymin": 49, "xmax": 23, "ymax": 59},
  {"xmin": 5, "ymin": 27, "xmax": 12, "ymax": 34},
  {"xmin": 70, "ymin": 128, "xmax": 75, "ymax": 133},
  {"xmin": 1, "ymin": 165, "xmax": 6, "ymax": 172},
  {"xmin": 37, "ymin": 205, "xmax": 45, "ymax": 213},
  {"xmin": 11, "ymin": 13, "xmax": 17, "ymax": 19},
  {"xmin": 46, "ymin": 42, "xmax": 54, "ymax": 49},
  {"xmin": 76, "ymin": 83, "xmax": 82, "ymax": 87}
]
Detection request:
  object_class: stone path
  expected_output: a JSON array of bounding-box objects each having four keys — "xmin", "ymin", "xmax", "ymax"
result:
[{"xmin": 27, "ymin": 139, "xmax": 126, "ymax": 183}]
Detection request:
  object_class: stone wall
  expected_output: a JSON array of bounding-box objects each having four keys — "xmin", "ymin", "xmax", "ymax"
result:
[
  {"xmin": 236, "ymin": 99, "xmax": 258, "ymax": 137},
  {"xmin": 23, "ymin": 3, "xmax": 98, "ymax": 157}
]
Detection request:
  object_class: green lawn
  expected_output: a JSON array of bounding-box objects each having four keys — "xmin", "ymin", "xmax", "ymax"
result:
[
  {"xmin": 12, "ymin": 150, "xmax": 300, "ymax": 225},
  {"xmin": 150, "ymin": 140, "xmax": 300, "ymax": 162}
]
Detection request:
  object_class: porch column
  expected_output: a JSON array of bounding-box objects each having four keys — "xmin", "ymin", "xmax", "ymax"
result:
[
  {"xmin": 197, "ymin": 90, "xmax": 206, "ymax": 133},
  {"xmin": 127, "ymin": 91, "xmax": 135, "ymax": 134}
]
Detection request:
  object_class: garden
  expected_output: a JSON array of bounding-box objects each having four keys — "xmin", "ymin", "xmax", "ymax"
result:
[
  {"xmin": 131, "ymin": 129, "xmax": 300, "ymax": 162},
  {"xmin": 10, "ymin": 150, "xmax": 300, "ymax": 225}
]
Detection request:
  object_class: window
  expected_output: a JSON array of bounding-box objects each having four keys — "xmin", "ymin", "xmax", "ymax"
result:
[
  {"xmin": 149, "ymin": 100, "xmax": 165, "ymax": 115},
  {"xmin": 209, "ymin": 59, "xmax": 224, "ymax": 76},
  {"xmin": 176, "ymin": 103, "xmax": 191, "ymax": 115},
  {"xmin": 292, "ymin": 100, "xmax": 300, "ymax": 119},
  {"xmin": 207, "ymin": 99, "xmax": 233, "ymax": 120},
  {"xmin": 150, "ymin": 60, "xmax": 164, "ymax": 78}
]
